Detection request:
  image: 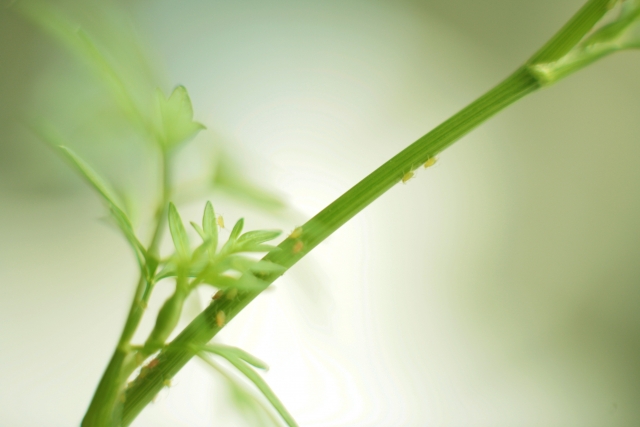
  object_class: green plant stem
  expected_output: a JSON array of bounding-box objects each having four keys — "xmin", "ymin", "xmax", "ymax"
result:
[
  {"xmin": 82, "ymin": 150, "xmax": 171, "ymax": 427},
  {"xmin": 93, "ymin": 0, "xmax": 617, "ymax": 424}
]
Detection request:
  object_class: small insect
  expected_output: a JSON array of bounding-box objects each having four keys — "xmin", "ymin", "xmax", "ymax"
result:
[
  {"xmin": 147, "ymin": 358, "xmax": 160, "ymax": 369},
  {"xmin": 289, "ymin": 227, "xmax": 303, "ymax": 239},
  {"xmin": 212, "ymin": 290, "xmax": 224, "ymax": 300},
  {"xmin": 292, "ymin": 240, "xmax": 304, "ymax": 254},
  {"xmin": 217, "ymin": 215, "xmax": 225, "ymax": 229},
  {"xmin": 226, "ymin": 288, "xmax": 238, "ymax": 300},
  {"xmin": 163, "ymin": 379, "xmax": 172, "ymax": 388},
  {"xmin": 216, "ymin": 310, "xmax": 226, "ymax": 327},
  {"xmin": 401, "ymin": 171, "xmax": 414, "ymax": 183},
  {"xmin": 423, "ymin": 157, "xmax": 437, "ymax": 168}
]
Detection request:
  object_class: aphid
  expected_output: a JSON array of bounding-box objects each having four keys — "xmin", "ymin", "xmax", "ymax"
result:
[
  {"xmin": 163, "ymin": 379, "xmax": 172, "ymax": 388},
  {"xmin": 225, "ymin": 288, "xmax": 238, "ymax": 300},
  {"xmin": 212, "ymin": 289, "xmax": 224, "ymax": 300},
  {"xmin": 292, "ymin": 240, "xmax": 304, "ymax": 254},
  {"xmin": 216, "ymin": 310, "xmax": 226, "ymax": 327},
  {"xmin": 147, "ymin": 358, "xmax": 160, "ymax": 369},
  {"xmin": 289, "ymin": 227, "xmax": 303, "ymax": 239},
  {"xmin": 217, "ymin": 215, "xmax": 225, "ymax": 229},
  {"xmin": 423, "ymin": 157, "xmax": 437, "ymax": 168},
  {"xmin": 401, "ymin": 171, "xmax": 414, "ymax": 183}
]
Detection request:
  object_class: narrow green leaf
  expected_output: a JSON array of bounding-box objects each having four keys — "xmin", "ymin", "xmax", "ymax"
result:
[
  {"xmin": 168, "ymin": 203, "xmax": 190, "ymax": 260},
  {"xmin": 229, "ymin": 218, "xmax": 245, "ymax": 241},
  {"xmin": 202, "ymin": 201, "xmax": 218, "ymax": 256},
  {"xmin": 59, "ymin": 146, "xmax": 123, "ymax": 212},
  {"xmin": 241, "ymin": 244, "xmax": 281, "ymax": 253},
  {"xmin": 202, "ymin": 344, "xmax": 269, "ymax": 371},
  {"xmin": 196, "ymin": 354, "xmax": 283, "ymax": 427},
  {"xmin": 236, "ymin": 230, "xmax": 282, "ymax": 248},
  {"xmin": 213, "ymin": 274, "xmax": 269, "ymax": 291},
  {"xmin": 220, "ymin": 218, "xmax": 245, "ymax": 254},
  {"xmin": 202, "ymin": 348, "xmax": 297, "ymax": 427},
  {"xmin": 213, "ymin": 150, "xmax": 286, "ymax": 211},
  {"xmin": 57, "ymin": 146, "xmax": 146, "ymax": 261},
  {"xmin": 190, "ymin": 221, "xmax": 206, "ymax": 240}
]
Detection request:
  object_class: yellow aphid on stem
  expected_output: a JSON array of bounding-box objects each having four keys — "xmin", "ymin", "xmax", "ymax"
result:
[
  {"xmin": 423, "ymin": 157, "xmax": 437, "ymax": 168},
  {"xmin": 217, "ymin": 215, "xmax": 225, "ymax": 229},
  {"xmin": 289, "ymin": 227, "xmax": 303, "ymax": 239},
  {"xmin": 401, "ymin": 171, "xmax": 414, "ymax": 183},
  {"xmin": 212, "ymin": 290, "xmax": 224, "ymax": 301},
  {"xmin": 216, "ymin": 310, "xmax": 226, "ymax": 327}
]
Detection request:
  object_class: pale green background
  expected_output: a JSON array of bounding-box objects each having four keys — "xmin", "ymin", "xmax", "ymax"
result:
[{"xmin": 1, "ymin": 0, "xmax": 639, "ymax": 426}]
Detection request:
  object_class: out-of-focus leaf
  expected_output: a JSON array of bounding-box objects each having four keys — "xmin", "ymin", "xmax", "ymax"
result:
[
  {"xmin": 198, "ymin": 346, "xmax": 297, "ymax": 427},
  {"xmin": 17, "ymin": 2, "xmax": 148, "ymax": 129},
  {"xmin": 236, "ymin": 230, "xmax": 282, "ymax": 248},
  {"xmin": 56, "ymin": 145, "xmax": 146, "ymax": 263},
  {"xmin": 168, "ymin": 203, "xmax": 190, "ymax": 260},
  {"xmin": 156, "ymin": 86, "xmax": 205, "ymax": 150},
  {"xmin": 242, "ymin": 244, "xmax": 281, "ymax": 253},
  {"xmin": 229, "ymin": 218, "xmax": 245, "ymax": 241},
  {"xmin": 190, "ymin": 221, "xmax": 206, "ymax": 240},
  {"xmin": 197, "ymin": 354, "xmax": 282, "ymax": 427},
  {"xmin": 202, "ymin": 344, "xmax": 269, "ymax": 371},
  {"xmin": 213, "ymin": 151, "xmax": 285, "ymax": 211},
  {"xmin": 202, "ymin": 201, "xmax": 218, "ymax": 257},
  {"xmin": 212, "ymin": 274, "xmax": 269, "ymax": 291},
  {"xmin": 220, "ymin": 218, "xmax": 245, "ymax": 254}
]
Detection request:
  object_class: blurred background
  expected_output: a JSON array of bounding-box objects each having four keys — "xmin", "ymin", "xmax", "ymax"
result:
[{"xmin": 2, "ymin": 0, "xmax": 640, "ymax": 426}]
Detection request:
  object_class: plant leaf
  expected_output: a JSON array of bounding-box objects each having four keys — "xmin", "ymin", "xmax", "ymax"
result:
[
  {"xmin": 190, "ymin": 221, "xmax": 206, "ymax": 240},
  {"xmin": 229, "ymin": 218, "xmax": 245, "ymax": 241},
  {"xmin": 213, "ymin": 150, "xmax": 285, "ymax": 211},
  {"xmin": 202, "ymin": 344, "xmax": 269, "ymax": 371},
  {"xmin": 156, "ymin": 86, "xmax": 205, "ymax": 150},
  {"xmin": 57, "ymin": 146, "xmax": 146, "ymax": 262},
  {"xmin": 202, "ymin": 201, "xmax": 218, "ymax": 256},
  {"xmin": 199, "ymin": 347, "xmax": 297, "ymax": 427},
  {"xmin": 197, "ymin": 354, "xmax": 283, "ymax": 427},
  {"xmin": 236, "ymin": 230, "xmax": 282, "ymax": 249},
  {"xmin": 206, "ymin": 273, "xmax": 268, "ymax": 291},
  {"xmin": 168, "ymin": 203, "xmax": 190, "ymax": 260}
]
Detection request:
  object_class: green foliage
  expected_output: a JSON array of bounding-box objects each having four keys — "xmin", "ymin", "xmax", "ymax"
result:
[
  {"xmin": 155, "ymin": 86, "xmax": 205, "ymax": 150},
  {"xmin": 198, "ymin": 345, "xmax": 298, "ymax": 427},
  {"xmin": 56, "ymin": 144, "xmax": 146, "ymax": 266},
  {"xmin": 168, "ymin": 202, "xmax": 190, "ymax": 262}
]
